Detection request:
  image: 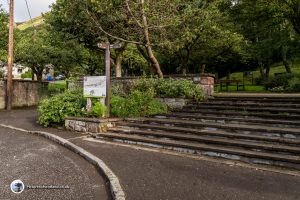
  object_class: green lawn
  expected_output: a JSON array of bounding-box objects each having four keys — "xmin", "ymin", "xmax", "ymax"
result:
[
  {"xmin": 48, "ymin": 80, "xmax": 67, "ymax": 91},
  {"xmin": 17, "ymin": 16, "xmax": 44, "ymax": 30},
  {"xmin": 222, "ymin": 63, "xmax": 300, "ymax": 85}
]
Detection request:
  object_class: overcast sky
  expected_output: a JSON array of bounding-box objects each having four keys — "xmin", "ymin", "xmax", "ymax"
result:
[{"xmin": 1, "ymin": 0, "xmax": 56, "ymax": 22}]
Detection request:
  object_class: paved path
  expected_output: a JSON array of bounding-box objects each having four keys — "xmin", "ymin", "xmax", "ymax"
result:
[
  {"xmin": 0, "ymin": 126, "xmax": 110, "ymax": 200},
  {"xmin": 1, "ymin": 109, "xmax": 300, "ymax": 200}
]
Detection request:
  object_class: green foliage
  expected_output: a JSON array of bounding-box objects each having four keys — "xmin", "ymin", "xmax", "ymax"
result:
[
  {"xmin": 287, "ymin": 77, "xmax": 300, "ymax": 92},
  {"xmin": 134, "ymin": 78, "xmax": 205, "ymax": 102},
  {"xmin": 111, "ymin": 90, "xmax": 168, "ymax": 118},
  {"xmin": 89, "ymin": 102, "xmax": 107, "ymax": 118},
  {"xmin": 38, "ymin": 90, "xmax": 85, "ymax": 127},
  {"xmin": 264, "ymin": 73, "xmax": 300, "ymax": 92},
  {"xmin": 48, "ymin": 81, "xmax": 67, "ymax": 91},
  {"xmin": 21, "ymin": 71, "xmax": 32, "ymax": 79},
  {"xmin": 264, "ymin": 74, "xmax": 294, "ymax": 90},
  {"xmin": 0, "ymin": 7, "xmax": 8, "ymax": 61}
]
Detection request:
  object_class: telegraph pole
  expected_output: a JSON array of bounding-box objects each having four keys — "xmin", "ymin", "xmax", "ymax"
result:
[{"xmin": 6, "ymin": 0, "xmax": 14, "ymax": 110}]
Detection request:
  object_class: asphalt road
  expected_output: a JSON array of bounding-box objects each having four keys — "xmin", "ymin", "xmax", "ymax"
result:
[
  {"xmin": 0, "ymin": 126, "xmax": 110, "ymax": 200},
  {"xmin": 73, "ymin": 137, "xmax": 300, "ymax": 200},
  {"xmin": 1, "ymin": 109, "xmax": 300, "ymax": 200}
]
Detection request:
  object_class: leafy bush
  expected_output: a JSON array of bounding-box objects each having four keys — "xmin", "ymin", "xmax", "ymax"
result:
[
  {"xmin": 38, "ymin": 89, "xmax": 85, "ymax": 127},
  {"xmin": 111, "ymin": 84, "xmax": 127, "ymax": 96},
  {"xmin": 21, "ymin": 71, "xmax": 32, "ymax": 79},
  {"xmin": 111, "ymin": 89, "xmax": 168, "ymax": 118},
  {"xmin": 133, "ymin": 78, "xmax": 204, "ymax": 101},
  {"xmin": 264, "ymin": 74, "xmax": 294, "ymax": 90},
  {"xmin": 89, "ymin": 102, "xmax": 107, "ymax": 117},
  {"xmin": 287, "ymin": 77, "xmax": 300, "ymax": 92},
  {"xmin": 264, "ymin": 74, "xmax": 300, "ymax": 92}
]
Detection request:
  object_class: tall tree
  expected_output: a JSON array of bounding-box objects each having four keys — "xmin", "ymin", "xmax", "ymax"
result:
[
  {"xmin": 47, "ymin": 0, "xmax": 194, "ymax": 78},
  {"xmin": 0, "ymin": 6, "xmax": 8, "ymax": 62}
]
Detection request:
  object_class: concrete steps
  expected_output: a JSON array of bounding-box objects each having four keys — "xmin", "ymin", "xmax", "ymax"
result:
[
  {"xmin": 125, "ymin": 118, "xmax": 300, "ymax": 137},
  {"xmin": 183, "ymin": 105, "xmax": 300, "ymax": 114},
  {"xmin": 209, "ymin": 96, "xmax": 300, "ymax": 103},
  {"xmin": 109, "ymin": 127, "xmax": 300, "ymax": 154},
  {"xmin": 196, "ymin": 101, "xmax": 300, "ymax": 108},
  {"xmin": 115, "ymin": 123, "xmax": 300, "ymax": 145},
  {"xmin": 173, "ymin": 109, "xmax": 300, "ymax": 120},
  {"xmin": 95, "ymin": 95, "xmax": 300, "ymax": 170},
  {"xmin": 96, "ymin": 131, "xmax": 300, "ymax": 169},
  {"xmin": 155, "ymin": 113, "xmax": 300, "ymax": 128}
]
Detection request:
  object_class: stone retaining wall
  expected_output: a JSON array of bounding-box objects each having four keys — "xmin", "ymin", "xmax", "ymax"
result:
[
  {"xmin": 65, "ymin": 117, "xmax": 122, "ymax": 133},
  {"xmin": 157, "ymin": 98, "xmax": 190, "ymax": 109},
  {"xmin": 68, "ymin": 74, "xmax": 215, "ymax": 96},
  {"xmin": 0, "ymin": 80, "xmax": 48, "ymax": 109}
]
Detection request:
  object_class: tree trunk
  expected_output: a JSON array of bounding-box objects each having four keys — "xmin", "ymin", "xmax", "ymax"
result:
[
  {"xmin": 181, "ymin": 58, "xmax": 188, "ymax": 75},
  {"xmin": 141, "ymin": 0, "xmax": 163, "ymax": 78},
  {"xmin": 31, "ymin": 68, "xmax": 35, "ymax": 80},
  {"xmin": 115, "ymin": 54, "xmax": 122, "ymax": 78},
  {"xmin": 265, "ymin": 64, "xmax": 270, "ymax": 78},
  {"xmin": 281, "ymin": 46, "xmax": 292, "ymax": 73},
  {"xmin": 201, "ymin": 64, "xmax": 206, "ymax": 74},
  {"xmin": 114, "ymin": 44, "xmax": 127, "ymax": 78},
  {"xmin": 36, "ymin": 73, "xmax": 43, "ymax": 81},
  {"xmin": 226, "ymin": 68, "xmax": 231, "ymax": 80},
  {"xmin": 181, "ymin": 47, "xmax": 190, "ymax": 75},
  {"xmin": 144, "ymin": 44, "xmax": 163, "ymax": 78}
]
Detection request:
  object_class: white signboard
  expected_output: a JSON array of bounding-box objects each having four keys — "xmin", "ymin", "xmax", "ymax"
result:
[{"xmin": 83, "ymin": 76, "xmax": 106, "ymax": 98}]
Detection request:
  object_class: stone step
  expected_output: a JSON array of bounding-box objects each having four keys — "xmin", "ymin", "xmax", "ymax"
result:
[
  {"xmin": 183, "ymin": 105, "xmax": 300, "ymax": 114},
  {"xmin": 124, "ymin": 118, "xmax": 300, "ymax": 136},
  {"xmin": 96, "ymin": 132, "xmax": 300, "ymax": 168},
  {"xmin": 173, "ymin": 109, "xmax": 300, "ymax": 120},
  {"xmin": 210, "ymin": 97, "xmax": 300, "ymax": 103},
  {"xmin": 116, "ymin": 122, "xmax": 300, "ymax": 145},
  {"xmin": 155, "ymin": 113, "xmax": 300, "ymax": 128},
  {"xmin": 192, "ymin": 101, "xmax": 300, "ymax": 108},
  {"xmin": 110, "ymin": 127, "xmax": 300, "ymax": 154}
]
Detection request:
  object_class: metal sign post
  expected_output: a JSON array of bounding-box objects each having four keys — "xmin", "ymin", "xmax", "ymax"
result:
[{"xmin": 98, "ymin": 42, "xmax": 122, "ymax": 117}]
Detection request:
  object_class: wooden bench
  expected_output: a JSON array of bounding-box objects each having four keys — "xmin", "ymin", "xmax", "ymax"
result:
[{"xmin": 218, "ymin": 80, "xmax": 245, "ymax": 91}]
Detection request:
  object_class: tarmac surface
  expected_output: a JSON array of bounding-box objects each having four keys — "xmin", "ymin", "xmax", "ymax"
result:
[
  {"xmin": 0, "ymin": 125, "xmax": 110, "ymax": 200},
  {"xmin": 1, "ymin": 108, "xmax": 300, "ymax": 200}
]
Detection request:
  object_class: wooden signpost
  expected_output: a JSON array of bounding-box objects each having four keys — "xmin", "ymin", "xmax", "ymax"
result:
[{"xmin": 97, "ymin": 42, "xmax": 122, "ymax": 117}]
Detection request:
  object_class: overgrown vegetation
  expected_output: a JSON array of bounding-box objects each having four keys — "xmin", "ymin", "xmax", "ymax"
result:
[
  {"xmin": 132, "ymin": 78, "xmax": 205, "ymax": 101},
  {"xmin": 38, "ymin": 85, "xmax": 169, "ymax": 126},
  {"xmin": 264, "ymin": 74, "xmax": 300, "ymax": 92},
  {"xmin": 21, "ymin": 71, "xmax": 32, "ymax": 79},
  {"xmin": 111, "ymin": 89, "xmax": 168, "ymax": 118},
  {"xmin": 38, "ymin": 89, "xmax": 85, "ymax": 127}
]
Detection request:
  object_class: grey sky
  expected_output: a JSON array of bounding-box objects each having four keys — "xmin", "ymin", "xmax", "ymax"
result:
[{"xmin": 1, "ymin": 0, "xmax": 56, "ymax": 22}]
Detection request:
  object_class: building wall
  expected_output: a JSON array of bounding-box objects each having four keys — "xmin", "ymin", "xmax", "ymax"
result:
[{"xmin": 0, "ymin": 80, "xmax": 49, "ymax": 109}]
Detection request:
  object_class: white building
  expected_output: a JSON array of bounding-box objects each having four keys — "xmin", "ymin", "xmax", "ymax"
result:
[{"xmin": 0, "ymin": 64, "xmax": 31, "ymax": 79}]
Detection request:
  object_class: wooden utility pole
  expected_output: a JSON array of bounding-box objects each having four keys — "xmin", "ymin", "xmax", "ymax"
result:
[
  {"xmin": 6, "ymin": 0, "xmax": 14, "ymax": 110},
  {"xmin": 98, "ymin": 42, "xmax": 122, "ymax": 117}
]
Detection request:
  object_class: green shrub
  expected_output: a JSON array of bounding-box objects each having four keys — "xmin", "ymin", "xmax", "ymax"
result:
[
  {"xmin": 89, "ymin": 102, "xmax": 107, "ymax": 117},
  {"xmin": 264, "ymin": 74, "xmax": 294, "ymax": 90},
  {"xmin": 264, "ymin": 74, "xmax": 300, "ymax": 92},
  {"xmin": 21, "ymin": 71, "xmax": 32, "ymax": 79},
  {"xmin": 133, "ymin": 78, "xmax": 205, "ymax": 101},
  {"xmin": 287, "ymin": 77, "xmax": 300, "ymax": 92},
  {"xmin": 38, "ymin": 89, "xmax": 85, "ymax": 127},
  {"xmin": 111, "ymin": 89, "xmax": 168, "ymax": 118},
  {"xmin": 111, "ymin": 84, "xmax": 127, "ymax": 96}
]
